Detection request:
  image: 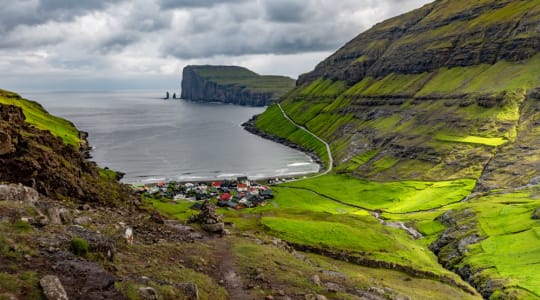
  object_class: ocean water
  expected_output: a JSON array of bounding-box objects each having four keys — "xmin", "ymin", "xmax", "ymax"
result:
[{"xmin": 21, "ymin": 91, "xmax": 319, "ymax": 183}]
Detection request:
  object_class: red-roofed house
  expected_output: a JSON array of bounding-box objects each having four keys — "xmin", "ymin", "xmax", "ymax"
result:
[
  {"xmin": 211, "ymin": 181, "xmax": 222, "ymax": 188},
  {"xmin": 219, "ymin": 193, "xmax": 231, "ymax": 201},
  {"xmin": 237, "ymin": 183, "xmax": 248, "ymax": 192}
]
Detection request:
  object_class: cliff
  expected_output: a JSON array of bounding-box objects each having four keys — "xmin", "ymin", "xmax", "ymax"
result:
[
  {"xmin": 253, "ymin": 0, "xmax": 540, "ymax": 298},
  {"xmin": 0, "ymin": 90, "xmax": 134, "ymax": 204},
  {"xmin": 181, "ymin": 65, "xmax": 295, "ymax": 106}
]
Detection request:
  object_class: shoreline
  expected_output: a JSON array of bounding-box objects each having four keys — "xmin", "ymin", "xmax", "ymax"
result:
[{"xmin": 241, "ymin": 114, "xmax": 325, "ymax": 171}]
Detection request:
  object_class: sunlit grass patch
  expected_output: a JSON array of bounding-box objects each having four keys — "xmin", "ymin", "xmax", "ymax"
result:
[
  {"xmin": 435, "ymin": 134, "xmax": 507, "ymax": 147},
  {"xmin": 281, "ymin": 174, "xmax": 475, "ymax": 213}
]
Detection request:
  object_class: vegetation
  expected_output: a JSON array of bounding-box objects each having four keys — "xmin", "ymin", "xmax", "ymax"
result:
[
  {"xmin": 192, "ymin": 66, "xmax": 295, "ymax": 96},
  {"xmin": 255, "ymin": 104, "xmax": 329, "ymax": 167},
  {"xmin": 0, "ymin": 89, "xmax": 80, "ymax": 147},
  {"xmin": 71, "ymin": 237, "xmax": 89, "ymax": 256}
]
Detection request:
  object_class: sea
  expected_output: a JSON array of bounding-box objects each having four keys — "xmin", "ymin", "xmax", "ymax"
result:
[{"xmin": 20, "ymin": 91, "xmax": 319, "ymax": 183}]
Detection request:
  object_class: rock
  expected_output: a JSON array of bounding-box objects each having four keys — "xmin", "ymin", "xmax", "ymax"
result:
[
  {"xmin": 73, "ymin": 216, "xmax": 92, "ymax": 226},
  {"xmin": 138, "ymin": 287, "xmax": 158, "ymax": 300},
  {"xmin": 320, "ymin": 270, "xmax": 347, "ymax": 279},
  {"xmin": 33, "ymin": 215, "xmax": 50, "ymax": 227},
  {"xmin": 0, "ymin": 130, "xmax": 15, "ymax": 155},
  {"xmin": 40, "ymin": 275, "xmax": 68, "ymax": 300},
  {"xmin": 194, "ymin": 201, "xmax": 225, "ymax": 233},
  {"xmin": 532, "ymin": 208, "xmax": 540, "ymax": 220},
  {"xmin": 310, "ymin": 274, "xmax": 321, "ymax": 286},
  {"xmin": 175, "ymin": 282, "xmax": 199, "ymax": 300},
  {"xmin": 324, "ymin": 282, "xmax": 342, "ymax": 293},
  {"xmin": 58, "ymin": 208, "xmax": 73, "ymax": 225},
  {"xmin": 68, "ymin": 226, "xmax": 116, "ymax": 260},
  {"xmin": 46, "ymin": 207, "xmax": 62, "ymax": 225},
  {"xmin": 201, "ymin": 222, "xmax": 224, "ymax": 233},
  {"xmin": 0, "ymin": 184, "xmax": 39, "ymax": 204},
  {"xmin": 305, "ymin": 294, "xmax": 327, "ymax": 300},
  {"xmin": 0, "ymin": 293, "xmax": 18, "ymax": 300}
]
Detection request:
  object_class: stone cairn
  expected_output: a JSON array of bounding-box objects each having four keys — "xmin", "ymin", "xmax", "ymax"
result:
[{"xmin": 189, "ymin": 201, "xmax": 224, "ymax": 233}]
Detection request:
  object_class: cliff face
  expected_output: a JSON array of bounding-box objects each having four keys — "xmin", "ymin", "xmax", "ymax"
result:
[
  {"xmin": 256, "ymin": 0, "xmax": 540, "ymax": 188},
  {"xmin": 299, "ymin": 0, "xmax": 540, "ymax": 85},
  {"xmin": 181, "ymin": 65, "xmax": 295, "ymax": 106},
  {"xmin": 252, "ymin": 1, "xmax": 540, "ymax": 297}
]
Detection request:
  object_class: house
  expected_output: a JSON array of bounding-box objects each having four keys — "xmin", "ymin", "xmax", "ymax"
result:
[
  {"xmin": 249, "ymin": 187, "xmax": 260, "ymax": 196},
  {"xmin": 237, "ymin": 183, "xmax": 248, "ymax": 192},
  {"xmin": 219, "ymin": 193, "xmax": 232, "ymax": 202},
  {"xmin": 237, "ymin": 176, "xmax": 250, "ymax": 186},
  {"xmin": 260, "ymin": 189, "xmax": 274, "ymax": 199},
  {"xmin": 224, "ymin": 201, "xmax": 242, "ymax": 210},
  {"xmin": 211, "ymin": 181, "xmax": 222, "ymax": 189}
]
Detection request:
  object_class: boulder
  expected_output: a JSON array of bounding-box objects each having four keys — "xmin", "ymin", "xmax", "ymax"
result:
[
  {"xmin": 310, "ymin": 274, "xmax": 321, "ymax": 286},
  {"xmin": 533, "ymin": 208, "xmax": 540, "ymax": 220},
  {"xmin": 138, "ymin": 287, "xmax": 158, "ymax": 300},
  {"xmin": 0, "ymin": 184, "xmax": 39, "ymax": 204},
  {"xmin": 200, "ymin": 223, "xmax": 224, "ymax": 232},
  {"xmin": 40, "ymin": 275, "xmax": 68, "ymax": 300},
  {"xmin": 175, "ymin": 282, "xmax": 199, "ymax": 300}
]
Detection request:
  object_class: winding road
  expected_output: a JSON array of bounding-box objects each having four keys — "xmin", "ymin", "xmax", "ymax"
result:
[{"xmin": 276, "ymin": 103, "xmax": 333, "ymax": 178}]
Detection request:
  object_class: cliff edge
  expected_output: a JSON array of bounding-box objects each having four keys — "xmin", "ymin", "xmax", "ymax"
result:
[{"xmin": 181, "ymin": 65, "xmax": 295, "ymax": 106}]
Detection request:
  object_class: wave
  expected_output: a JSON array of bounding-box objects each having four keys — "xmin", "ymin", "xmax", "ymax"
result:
[{"xmin": 287, "ymin": 162, "xmax": 312, "ymax": 167}]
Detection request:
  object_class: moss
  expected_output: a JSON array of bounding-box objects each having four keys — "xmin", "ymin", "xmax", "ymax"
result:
[{"xmin": 71, "ymin": 237, "xmax": 89, "ymax": 256}]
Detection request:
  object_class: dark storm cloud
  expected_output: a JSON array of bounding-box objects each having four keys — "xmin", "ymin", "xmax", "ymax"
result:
[
  {"xmin": 0, "ymin": 0, "xmax": 125, "ymax": 32},
  {"xmin": 263, "ymin": 0, "xmax": 311, "ymax": 23},
  {"xmin": 159, "ymin": 0, "xmax": 246, "ymax": 9},
  {"xmin": 98, "ymin": 34, "xmax": 140, "ymax": 54}
]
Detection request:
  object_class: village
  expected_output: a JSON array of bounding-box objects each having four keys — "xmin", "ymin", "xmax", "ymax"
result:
[{"xmin": 133, "ymin": 176, "xmax": 274, "ymax": 210}]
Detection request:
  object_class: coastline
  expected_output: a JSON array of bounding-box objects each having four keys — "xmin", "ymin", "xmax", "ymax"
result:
[{"xmin": 241, "ymin": 114, "xmax": 324, "ymax": 172}]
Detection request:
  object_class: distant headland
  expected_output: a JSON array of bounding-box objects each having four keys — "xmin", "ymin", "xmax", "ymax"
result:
[{"xmin": 180, "ymin": 65, "xmax": 295, "ymax": 106}]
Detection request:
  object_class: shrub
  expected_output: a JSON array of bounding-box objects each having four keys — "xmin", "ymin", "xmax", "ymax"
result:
[{"xmin": 71, "ymin": 237, "xmax": 89, "ymax": 256}]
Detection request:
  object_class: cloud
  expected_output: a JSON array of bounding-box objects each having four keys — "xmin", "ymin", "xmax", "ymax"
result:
[
  {"xmin": 159, "ymin": 0, "xmax": 246, "ymax": 10},
  {"xmin": 0, "ymin": 0, "xmax": 125, "ymax": 32},
  {"xmin": 0, "ymin": 0, "xmax": 433, "ymax": 91}
]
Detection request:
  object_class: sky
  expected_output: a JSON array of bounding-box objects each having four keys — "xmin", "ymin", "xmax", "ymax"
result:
[{"xmin": 0, "ymin": 0, "xmax": 432, "ymax": 92}]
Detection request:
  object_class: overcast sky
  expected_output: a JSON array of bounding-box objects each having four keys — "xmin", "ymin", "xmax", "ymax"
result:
[{"xmin": 0, "ymin": 0, "xmax": 431, "ymax": 91}]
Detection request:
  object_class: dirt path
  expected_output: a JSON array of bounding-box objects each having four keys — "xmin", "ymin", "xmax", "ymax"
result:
[
  {"xmin": 209, "ymin": 237, "xmax": 255, "ymax": 300},
  {"xmin": 276, "ymin": 103, "xmax": 333, "ymax": 180}
]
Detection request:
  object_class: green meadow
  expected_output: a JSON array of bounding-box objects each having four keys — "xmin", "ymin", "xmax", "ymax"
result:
[{"xmin": 279, "ymin": 174, "xmax": 476, "ymax": 213}]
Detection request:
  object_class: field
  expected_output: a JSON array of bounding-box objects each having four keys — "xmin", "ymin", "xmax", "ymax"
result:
[{"xmin": 279, "ymin": 174, "xmax": 476, "ymax": 213}]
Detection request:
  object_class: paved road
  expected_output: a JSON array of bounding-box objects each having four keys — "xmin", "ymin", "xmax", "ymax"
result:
[{"xmin": 276, "ymin": 103, "xmax": 333, "ymax": 178}]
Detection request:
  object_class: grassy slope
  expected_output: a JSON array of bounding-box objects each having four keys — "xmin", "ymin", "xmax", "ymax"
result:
[
  {"xmin": 0, "ymin": 89, "xmax": 80, "ymax": 147},
  {"xmin": 251, "ymin": 36, "xmax": 540, "ymax": 300},
  {"xmin": 192, "ymin": 66, "xmax": 295, "ymax": 96}
]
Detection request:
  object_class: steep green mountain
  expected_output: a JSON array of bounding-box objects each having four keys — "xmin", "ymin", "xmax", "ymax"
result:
[
  {"xmin": 252, "ymin": 0, "xmax": 540, "ymax": 298},
  {"xmin": 181, "ymin": 65, "xmax": 295, "ymax": 106}
]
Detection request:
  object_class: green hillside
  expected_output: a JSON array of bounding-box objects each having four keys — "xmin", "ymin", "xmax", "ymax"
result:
[{"xmin": 253, "ymin": 0, "xmax": 540, "ymax": 298}]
